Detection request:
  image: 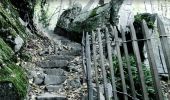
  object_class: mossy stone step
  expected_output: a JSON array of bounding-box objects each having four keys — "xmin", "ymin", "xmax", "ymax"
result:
[{"xmin": 44, "ymin": 68, "xmax": 65, "ymax": 76}]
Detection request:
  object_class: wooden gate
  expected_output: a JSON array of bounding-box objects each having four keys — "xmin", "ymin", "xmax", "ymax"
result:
[{"xmin": 82, "ymin": 17, "xmax": 170, "ymax": 100}]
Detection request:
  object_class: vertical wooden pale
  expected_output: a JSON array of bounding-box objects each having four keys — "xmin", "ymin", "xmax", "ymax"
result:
[
  {"xmin": 111, "ymin": 26, "xmax": 128, "ymax": 100},
  {"xmin": 120, "ymin": 26, "xmax": 137, "ymax": 99},
  {"xmin": 85, "ymin": 32, "xmax": 93, "ymax": 100},
  {"xmin": 105, "ymin": 27, "xmax": 118, "ymax": 100},
  {"xmin": 92, "ymin": 31, "xmax": 100, "ymax": 100},
  {"xmin": 97, "ymin": 28, "xmax": 109, "ymax": 100},
  {"xmin": 82, "ymin": 31, "xmax": 86, "ymax": 83},
  {"xmin": 157, "ymin": 16, "xmax": 170, "ymax": 77},
  {"xmin": 142, "ymin": 20, "xmax": 163, "ymax": 100},
  {"xmin": 129, "ymin": 23, "xmax": 149, "ymax": 100}
]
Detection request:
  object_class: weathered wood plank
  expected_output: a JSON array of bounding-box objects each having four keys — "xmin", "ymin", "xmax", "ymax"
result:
[
  {"xmin": 157, "ymin": 16, "xmax": 170, "ymax": 77},
  {"xmin": 111, "ymin": 26, "xmax": 128, "ymax": 100},
  {"xmin": 142, "ymin": 20, "xmax": 163, "ymax": 100},
  {"xmin": 129, "ymin": 23, "xmax": 149, "ymax": 100},
  {"xmin": 92, "ymin": 31, "xmax": 100, "ymax": 100},
  {"xmin": 120, "ymin": 26, "xmax": 137, "ymax": 99},
  {"xmin": 85, "ymin": 32, "xmax": 93, "ymax": 100},
  {"xmin": 97, "ymin": 28, "xmax": 109, "ymax": 100},
  {"xmin": 105, "ymin": 27, "xmax": 118, "ymax": 100}
]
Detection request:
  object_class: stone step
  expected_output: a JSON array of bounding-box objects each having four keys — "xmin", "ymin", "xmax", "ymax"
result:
[
  {"xmin": 68, "ymin": 43, "xmax": 81, "ymax": 50},
  {"xmin": 36, "ymin": 93, "xmax": 67, "ymax": 100},
  {"xmin": 57, "ymin": 50, "xmax": 81, "ymax": 56},
  {"xmin": 45, "ymin": 85, "xmax": 63, "ymax": 92},
  {"xmin": 36, "ymin": 60, "xmax": 68, "ymax": 68},
  {"xmin": 44, "ymin": 75, "xmax": 67, "ymax": 85},
  {"xmin": 60, "ymin": 40, "xmax": 71, "ymax": 45},
  {"xmin": 44, "ymin": 68, "xmax": 65, "ymax": 76},
  {"xmin": 45, "ymin": 55, "xmax": 74, "ymax": 61}
]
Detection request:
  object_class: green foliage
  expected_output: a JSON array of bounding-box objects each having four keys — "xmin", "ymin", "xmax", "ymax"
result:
[
  {"xmin": 111, "ymin": 56, "xmax": 154, "ymax": 99},
  {"xmin": 38, "ymin": 1, "xmax": 50, "ymax": 27},
  {"xmin": 134, "ymin": 13, "xmax": 156, "ymax": 29}
]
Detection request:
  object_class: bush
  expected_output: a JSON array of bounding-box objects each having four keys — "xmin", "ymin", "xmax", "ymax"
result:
[{"xmin": 110, "ymin": 56, "xmax": 154, "ymax": 100}]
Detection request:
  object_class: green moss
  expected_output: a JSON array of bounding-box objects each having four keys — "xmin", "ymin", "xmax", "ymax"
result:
[
  {"xmin": 0, "ymin": 62, "xmax": 28, "ymax": 99},
  {"xmin": 89, "ymin": 8, "xmax": 97, "ymax": 18},
  {"xmin": 0, "ymin": 38, "xmax": 14, "ymax": 61}
]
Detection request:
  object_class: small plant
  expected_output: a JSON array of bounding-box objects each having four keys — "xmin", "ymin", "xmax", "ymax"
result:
[{"xmin": 110, "ymin": 55, "xmax": 155, "ymax": 100}]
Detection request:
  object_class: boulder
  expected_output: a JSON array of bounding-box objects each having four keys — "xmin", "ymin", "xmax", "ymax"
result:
[
  {"xmin": 54, "ymin": 1, "xmax": 123, "ymax": 42},
  {"xmin": 14, "ymin": 35, "xmax": 24, "ymax": 52}
]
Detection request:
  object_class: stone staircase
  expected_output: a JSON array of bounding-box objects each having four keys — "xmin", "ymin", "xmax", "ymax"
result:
[{"xmin": 29, "ymin": 34, "xmax": 83, "ymax": 100}]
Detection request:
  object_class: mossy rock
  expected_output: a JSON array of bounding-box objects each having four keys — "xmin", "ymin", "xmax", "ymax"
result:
[
  {"xmin": 0, "ymin": 1, "xmax": 27, "ymax": 39},
  {"xmin": 0, "ymin": 82, "xmax": 20, "ymax": 100}
]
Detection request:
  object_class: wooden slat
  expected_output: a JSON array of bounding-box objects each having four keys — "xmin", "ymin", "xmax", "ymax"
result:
[
  {"xmin": 157, "ymin": 16, "xmax": 170, "ymax": 77},
  {"xmin": 111, "ymin": 26, "xmax": 128, "ymax": 100},
  {"xmin": 120, "ymin": 26, "xmax": 137, "ymax": 99},
  {"xmin": 142, "ymin": 20, "xmax": 163, "ymax": 100},
  {"xmin": 97, "ymin": 28, "xmax": 109, "ymax": 100},
  {"xmin": 82, "ymin": 31, "xmax": 86, "ymax": 83},
  {"xmin": 129, "ymin": 23, "xmax": 149, "ymax": 100},
  {"xmin": 92, "ymin": 31, "xmax": 100, "ymax": 100},
  {"xmin": 85, "ymin": 32, "xmax": 93, "ymax": 100},
  {"xmin": 105, "ymin": 27, "xmax": 118, "ymax": 100}
]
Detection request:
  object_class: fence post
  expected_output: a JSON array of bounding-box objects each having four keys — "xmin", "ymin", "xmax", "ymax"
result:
[
  {"xmin": 85, "ymin": 32, "xmax": 93, "ymax": 100},
  {"xmin": 97, "ymin": 28, "xmax": 109, "ymax": 100},
  {"xmin": 142, "ymin": 20, "xmax": 163, "ymax": 100},
  {"xmin": 92, "ymin": 31, "xmax": 100, "ymax": 100},
  {"xmin": 82, "ymin": 31, "xmax": 86, "ymax": 83},
  {"xmin": 111, "ymin": 26, "xmax": 128, "ymax": 100},
  {"xmin": 120, "ymin": 26, "xmax": 137, "ymax": 99},
  {"xmin": 105, "ymin": 27, "xmax": 118, "ymax": 100},
  {"xmin": 157, "ymin": 16, "xmax": 170, "ymax": 77},
  {"xmin": 129, "ymin": 23, "xmax": 149, "ymax": 100}
]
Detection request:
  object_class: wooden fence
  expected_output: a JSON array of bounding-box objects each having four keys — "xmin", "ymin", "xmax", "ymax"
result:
[{"xmin": 82, "ymin": 17, "xmax": 170, "ymax": 100}]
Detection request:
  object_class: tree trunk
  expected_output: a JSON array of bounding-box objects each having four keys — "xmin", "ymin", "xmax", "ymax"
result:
[
  {"xmin": 110, "ymin": 0, "xmax": 124, "ymax": 26},
  {"xmin": 10, "ymin": 0, "xmax": 37, "ymax": 33}
]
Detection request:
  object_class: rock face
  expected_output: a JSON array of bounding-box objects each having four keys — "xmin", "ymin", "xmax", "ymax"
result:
[
  {"xmin": 0, "ymin": 0, "xmax": 28, "ymax": 99},
  {"xmin": 54, "ymin": 1, "xmax": 123, "ymax": 42}
]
